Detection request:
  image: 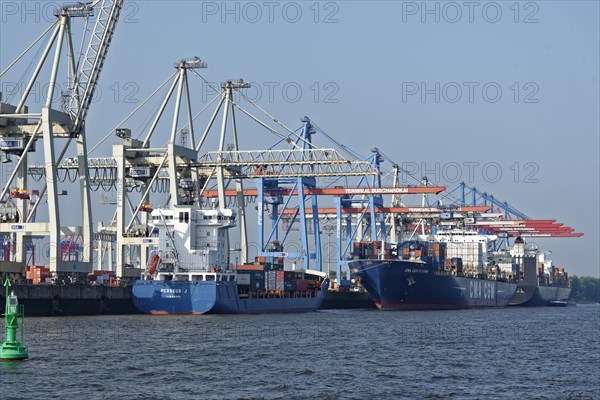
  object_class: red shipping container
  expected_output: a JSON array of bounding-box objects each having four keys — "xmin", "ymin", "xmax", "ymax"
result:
[{"xmin": 234, "ymin": 264, "xmax": 265, "ymax": 271}]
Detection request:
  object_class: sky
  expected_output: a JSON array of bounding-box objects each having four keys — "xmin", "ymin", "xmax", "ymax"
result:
[{"xmin": 0, "ymin": 1, "xmax": 598, "ymax": 277}]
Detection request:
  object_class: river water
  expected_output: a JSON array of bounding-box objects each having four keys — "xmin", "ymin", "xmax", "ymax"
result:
[{"xmin": 1, "ymin": 305, "xmax": 599, "ymax": 399}]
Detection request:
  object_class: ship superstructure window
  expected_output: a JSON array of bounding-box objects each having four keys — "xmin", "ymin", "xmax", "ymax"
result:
[{"xmin": 206, "ymin": 275, "xmax": 215, "ymax": 281}]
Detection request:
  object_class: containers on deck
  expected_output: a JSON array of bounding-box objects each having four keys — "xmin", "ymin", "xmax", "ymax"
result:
[{"xmin": 234, "ymin": 265, "xmax": 318, "ymax": 294}]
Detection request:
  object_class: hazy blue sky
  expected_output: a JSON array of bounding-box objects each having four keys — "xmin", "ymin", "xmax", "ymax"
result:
[{"xmin": 1, "ymin": 1, "xmax": 598, "ymax": 277}]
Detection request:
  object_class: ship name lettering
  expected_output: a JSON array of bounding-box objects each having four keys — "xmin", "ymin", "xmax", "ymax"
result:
[
  {"xmin": 160, "ymin": 288, "xmax": 182, "ymax": 294},
  {"xmin": 469, "ymin": 281, "xmax": 496, "ymax": 299}
]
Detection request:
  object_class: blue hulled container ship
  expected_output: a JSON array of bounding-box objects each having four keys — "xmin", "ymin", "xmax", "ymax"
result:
[
  {"xmin": 349, "ymin": 236, "xmax": 517, "ymax": 310},
  {"xmin": 132, "ymin": 206, "xmax": 328, "ymax": 314},
  {"xmin": 133, "ymin": 274, "xmax": 328, "ymax": 314}
]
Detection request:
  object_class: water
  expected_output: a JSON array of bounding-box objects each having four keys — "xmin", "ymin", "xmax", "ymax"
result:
[{"xmin": 1, "ymin": 306, "xmax": 599, "ymax": 399}]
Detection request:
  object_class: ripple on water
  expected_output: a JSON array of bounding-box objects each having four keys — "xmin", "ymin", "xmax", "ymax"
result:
[{"xmin": 0, "ymin": 306, "xmax": 598, "ymax": 399}]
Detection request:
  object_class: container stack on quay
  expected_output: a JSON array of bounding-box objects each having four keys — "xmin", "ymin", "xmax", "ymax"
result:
[
  {"xmin": 25, "ymin": 266, "xmax": 51, "ymax": 285},
  {"xmin": 88, "ymin": 270, "xmax": 118, "ymax": 286},
  {"xmin": 22, "ymin": 268, "xmax": 120, "ymax": 287}
]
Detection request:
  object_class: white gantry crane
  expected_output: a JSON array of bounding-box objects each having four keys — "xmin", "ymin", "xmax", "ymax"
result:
[{"xmin": 0, "ymin": 1, "xmax": 124, "ymax": 274}]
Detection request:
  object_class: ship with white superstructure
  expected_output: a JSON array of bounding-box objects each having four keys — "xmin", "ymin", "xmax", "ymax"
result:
[{"xmin": 132, "ymin": 205, "xmax": 328, "ymax": 314}]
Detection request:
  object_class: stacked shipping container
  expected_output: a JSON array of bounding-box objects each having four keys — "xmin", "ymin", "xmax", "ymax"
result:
[
  {"xmin": 234, "ymin": 264, "xmax": 320, "ymax": 294},
  {"xmin": 25, "ymin": 266, "xmax": 51, "ymax": 284}
]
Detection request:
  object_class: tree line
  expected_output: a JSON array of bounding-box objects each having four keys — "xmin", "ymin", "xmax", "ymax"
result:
[{"xmin": 570, "ymin": 276, "xmax": 600, "ymax": 303}]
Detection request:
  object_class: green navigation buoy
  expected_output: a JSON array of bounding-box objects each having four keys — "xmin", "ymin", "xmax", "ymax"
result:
[{"xmin": 0, "ymin": 278, "xmax": 28, "ymax": 361}]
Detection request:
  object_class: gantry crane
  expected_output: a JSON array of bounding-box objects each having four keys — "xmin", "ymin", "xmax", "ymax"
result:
[{"xmin": 0, "ymin": 1, "xmax": 124, "ymax": 274}]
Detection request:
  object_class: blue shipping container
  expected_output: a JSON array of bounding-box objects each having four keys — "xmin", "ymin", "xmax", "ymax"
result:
[{"xmin": 250, "ymin": 271, "xmax": 265, "ymax": 291}]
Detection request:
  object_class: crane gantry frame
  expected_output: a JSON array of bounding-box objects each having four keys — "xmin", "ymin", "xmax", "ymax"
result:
[{"xmin": 0, "ymin": 0, "xmax": 124, "ymax": 274}]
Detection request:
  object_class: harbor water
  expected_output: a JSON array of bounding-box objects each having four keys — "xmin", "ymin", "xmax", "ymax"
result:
[{"xmin": 1, "ymin": 305, "xmax": 598, "ymax": 399}]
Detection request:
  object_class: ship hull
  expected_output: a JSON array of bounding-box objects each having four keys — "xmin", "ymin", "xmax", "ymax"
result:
[
  {"xmin": 132, "ymin": 279, "xmax": 329, "ymax": 314},
  {"xmin": 350, "ymin": 260, "xmax": 516, "ymax": 310},
  {"xmin": 509, "ymin": 284, "xmax": 572, "ymax": 307}
]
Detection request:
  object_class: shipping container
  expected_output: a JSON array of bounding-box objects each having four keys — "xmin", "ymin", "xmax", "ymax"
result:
[
  {"xmin": 283, "ymin": 271, "xmax": 296, "ymax": 281},
  {"xmin": 249, "ymin": 271, "xmax": 265, "ymax": 291},
  {"xmin": 296, "ymin": 280, "xmax": 308, "ymax": 291},
  {"xmin": 265, "ymin": 270, "xmax": 277, "ymax": 290},
  {"xmin": 236, "ymin": 273, "xmax": 251, "ymax": 285},
  {"xmin": 339, "ymin": 279, "xmax": 351, "ymax": 287},
  {"xmin": 353, "ymin": 242, "xmax": 362, "ymax": 256},
  {"xmin": 90, "ymin": 270, "xmax": 115, "ymax": 276},
  {"xmin": 284, "ymin": 281, "xmax": 296, "ymax": 291},
  {"xmin": 264, "ymin": 263, "xmax": 283, "ymax": 271},
  {"xmin": 234, "ymin": 264, "xmax": 264, "ymax": 271}
]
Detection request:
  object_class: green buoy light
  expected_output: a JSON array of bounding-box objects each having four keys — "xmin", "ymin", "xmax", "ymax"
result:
[{"xmin": 0, "ymin": 278, "xmax": 28, "ymax": 361}]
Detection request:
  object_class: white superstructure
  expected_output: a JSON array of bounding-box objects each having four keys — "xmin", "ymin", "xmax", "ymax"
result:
[{"xmin": 150, "ymin": 206, "xmax": 236, "ymax": 272}]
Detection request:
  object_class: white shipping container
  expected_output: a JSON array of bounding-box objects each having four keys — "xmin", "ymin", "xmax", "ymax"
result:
[{"xmin": 446, "ymin": 242, "xmax": 483, "ymax": 270}]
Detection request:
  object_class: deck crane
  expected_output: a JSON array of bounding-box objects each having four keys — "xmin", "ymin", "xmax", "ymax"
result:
[{"xmin": 0, "ymin": 1, "xmax": 124, "ymax": 273}]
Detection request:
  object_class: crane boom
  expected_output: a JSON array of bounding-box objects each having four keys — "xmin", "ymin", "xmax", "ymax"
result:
[
  {"xmin": 279, "ymin": 206, "xmax": 492, "ymax": 215},
  {"xmin": 69, "ymin": 0, "xmax": 124, "ymax": 134},
  {"xmin": 199, "ymin": 186, "xmax": 446, "ymax": 198}
]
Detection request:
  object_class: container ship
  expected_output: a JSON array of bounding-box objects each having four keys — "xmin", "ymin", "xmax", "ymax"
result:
[
  {"xmin": 132, "ymin": 205, "xmax": 328, "ymax": 314},
  {"xmin": 349, "ymin": 232, "xmax": 517, "ymax": 310},
  {"xmin": 504, "ymin": 237, "xmax": 572, "ymax": 306}
]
